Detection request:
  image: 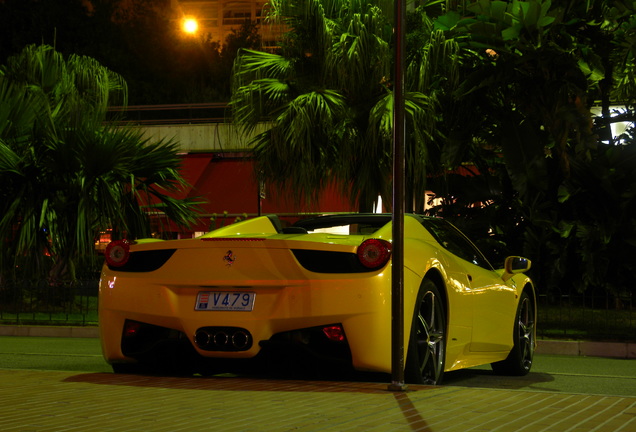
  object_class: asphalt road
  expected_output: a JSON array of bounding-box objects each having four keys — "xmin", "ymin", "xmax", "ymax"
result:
[{"xmin": 1, "ymin": 336, "xmax": 635, "ymax": 397}]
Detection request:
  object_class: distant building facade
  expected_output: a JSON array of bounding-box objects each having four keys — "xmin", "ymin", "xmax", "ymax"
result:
[{"xmin": 170, "ymin": 0, "xmax": 284, "ymax": 48}]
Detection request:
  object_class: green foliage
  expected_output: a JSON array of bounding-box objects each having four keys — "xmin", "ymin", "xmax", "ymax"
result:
[
  {"xmin": 554, "ymin": 137, "xmax": 636, "ymax": 297},
  {"xmin": 428, "ymin": 0, "xmax": 636, "ymax": 302},
  {"xmin": 232, "ymin": 0, "xmax": 399, "ymax": 211},
  {"xmin": 0, "ymin": 45, "xmax": 202, "ymax": 286},
  {"xmin": 232, "ymin": 0, "xmax": 457, "ymax": 211}
]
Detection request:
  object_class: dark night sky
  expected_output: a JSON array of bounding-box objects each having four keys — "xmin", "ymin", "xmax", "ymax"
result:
[{"xmin": 0, "ymin": 0, "xmax": 233, "ymax": 104}]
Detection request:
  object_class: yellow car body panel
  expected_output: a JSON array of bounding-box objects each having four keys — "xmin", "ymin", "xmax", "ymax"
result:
[{"xmin": 99, "ymin": 214, "xmax": 535, "ymax": 379}]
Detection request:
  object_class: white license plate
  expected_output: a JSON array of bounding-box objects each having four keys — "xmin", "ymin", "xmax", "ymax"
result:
[{"xmin": 195, "ymin": 291, "xmax": 255, "ymax": 311}]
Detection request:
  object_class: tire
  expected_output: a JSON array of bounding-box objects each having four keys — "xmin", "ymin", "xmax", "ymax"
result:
[
  {"xmin": 491, "ymin": 290, "xmax": 535, "ymax": 376},
  {"xmin": 405, "ymin": 279, "xmax": 446, "ymax": 385}
]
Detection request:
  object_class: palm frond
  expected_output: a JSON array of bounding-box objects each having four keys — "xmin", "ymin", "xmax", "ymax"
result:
[
  {"xmin": 1, "ymin": 44, "xmax": 201, "ymax": 279},
  {"xmin": 230, "ymin": 0, "xmax": 459, "ymax": 211}
]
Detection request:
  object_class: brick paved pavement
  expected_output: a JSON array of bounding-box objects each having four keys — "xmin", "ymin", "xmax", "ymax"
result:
[{"xmin": 1, "ymin": 369, "xmax": 635, "ymax": 432}]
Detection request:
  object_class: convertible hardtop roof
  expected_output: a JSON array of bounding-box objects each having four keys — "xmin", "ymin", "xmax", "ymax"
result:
[{"xmin": 291, "ymin": 213, "xmax": 426, "ymax": 231}]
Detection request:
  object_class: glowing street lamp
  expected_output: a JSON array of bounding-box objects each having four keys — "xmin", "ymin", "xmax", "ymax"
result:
[{"xmin": 183, "ymin": 18, "xmax": 198, "ymax": 34}]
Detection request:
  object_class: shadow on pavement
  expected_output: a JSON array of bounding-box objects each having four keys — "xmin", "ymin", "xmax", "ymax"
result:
[
  {"xmin": 444, "ymin": 367, "xmax": 555, "ymax": 390},
  {"xmin": 63, "ymin": 371, "xmax": 447, "ymax": 395},
  {"xmin": 63, "ymin": 366, "xmax": 554, "ymax": 395}
]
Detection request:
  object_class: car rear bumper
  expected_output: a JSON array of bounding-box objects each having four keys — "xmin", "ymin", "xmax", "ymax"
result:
[{"xmin": 99, "ymin": 271, "xmax": 393, "ymax": 373}]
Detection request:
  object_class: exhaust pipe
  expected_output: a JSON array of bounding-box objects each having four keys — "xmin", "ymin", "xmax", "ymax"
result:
[
  {"xmin": 232, "ymin": 330, "xmax": 250, "ymax": 349},
  {"xmin": 194, "ymin": 327, "xmax": 252, "ymax": 351},
  {"xmin": 213, "ymin": 330, "xmax": 229, "ymax": 347},
  {"xmin": 194, "ymin": 329, "xmax": 212, "ymax": 348}
]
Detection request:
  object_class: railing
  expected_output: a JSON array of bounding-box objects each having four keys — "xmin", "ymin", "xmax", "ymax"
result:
[
  {"xmin": 537, "ymin": 293, "xmax": 634, "ymax": 342},
  {"xmin": 0, "ymin": 280, "xmax": 633, "ymax": 342},
  {"xmin": 0, "ymin": 279, "xmax": 98, "ymax": 326},
  {"xmin": 106, "ymin": 103, "xmax": 230, "ymax": 125}
]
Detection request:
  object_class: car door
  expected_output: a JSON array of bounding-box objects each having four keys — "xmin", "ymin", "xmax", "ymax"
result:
[
  {"xmin": 423, "ymin": 219, "xmax": 516, "ymax": 352},
  {"xmin": 463, "ymin": 261, "xmax": 516, "ymax": 352}
]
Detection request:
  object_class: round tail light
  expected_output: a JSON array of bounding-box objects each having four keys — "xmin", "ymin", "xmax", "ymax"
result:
[
  {"xmin": 105, "ymin": 239, "xmax": 131, "ymax": 267},
  {"xmin": 357, "ymin": 238, "xmax": 392, "ymax": 269}
]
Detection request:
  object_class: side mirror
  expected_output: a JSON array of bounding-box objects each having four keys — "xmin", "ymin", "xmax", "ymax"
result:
[{"xmin": 502, "ymin": 256, "xmax": 531, "ymax": 281}]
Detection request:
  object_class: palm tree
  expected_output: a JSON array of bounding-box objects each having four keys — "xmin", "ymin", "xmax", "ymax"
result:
[
  {"xmin": 0, "ymin": 44, "xmax": 201, "ymax": 287},
  {"xmin": 231, "ymin": 0, "xmax": 438, "ymax": 212}
]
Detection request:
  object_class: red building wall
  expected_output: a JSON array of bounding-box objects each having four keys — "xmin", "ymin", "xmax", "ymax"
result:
[{"xmin": 164, "ymin": 152, "xmax": 356, "ymax": 234}]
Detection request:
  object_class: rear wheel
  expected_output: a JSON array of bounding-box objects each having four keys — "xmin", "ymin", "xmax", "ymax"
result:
[
  {"xmin": 491, "ymin": 290, "xmax": 535, "ymax": 375},
  {"xmin": 405, "ymin": 279, "xmax": 446, "ymax": 385}
]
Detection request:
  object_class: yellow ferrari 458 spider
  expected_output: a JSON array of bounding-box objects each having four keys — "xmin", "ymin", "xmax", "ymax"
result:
[{"xmin": 99, "ymin": 213, "xmax": 535, "ymax": 384}]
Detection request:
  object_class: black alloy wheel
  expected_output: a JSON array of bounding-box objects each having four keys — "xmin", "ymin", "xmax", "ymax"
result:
[
  {"xmin": 491, "ymin": 290, "xmax": 535, "ymax": 375},
  {"xmin": 405, "ymin": 279, "xmax": 446, "ymax": 385}
]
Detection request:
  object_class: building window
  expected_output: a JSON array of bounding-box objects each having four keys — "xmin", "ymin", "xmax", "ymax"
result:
[{"xmin": 223, "ymin": 1, "xmax": 252, "ymax": 26}]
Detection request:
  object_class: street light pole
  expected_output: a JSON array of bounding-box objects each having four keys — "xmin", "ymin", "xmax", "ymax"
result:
[{"xmin": 388, "ymin": 0, "xmax": 407, "ymax": 392}]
